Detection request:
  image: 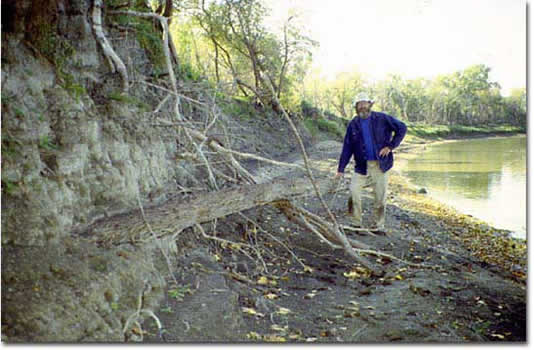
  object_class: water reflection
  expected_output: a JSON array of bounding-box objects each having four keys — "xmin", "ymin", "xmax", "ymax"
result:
[
  {"xmin": 403, "ymin": 171, "xmax": 498, "ymax": 200},
  {"xmin": 401, "ymin": 136, "xmax": 526, "ymax": 238}
]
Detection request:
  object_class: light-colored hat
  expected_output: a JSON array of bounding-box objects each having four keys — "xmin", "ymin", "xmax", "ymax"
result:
[{"xmin": 352, "ymin": 92, "xmax": 374, "ymax": 107}]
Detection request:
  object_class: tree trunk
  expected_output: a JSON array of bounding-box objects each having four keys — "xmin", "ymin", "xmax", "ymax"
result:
[
  {"xmin": 82, "ymin": 176, "xmax": 339, "ymax": 245},
  {"xmin": 162, "ymin": 0, "xmax": 172, "ymax": 18}
]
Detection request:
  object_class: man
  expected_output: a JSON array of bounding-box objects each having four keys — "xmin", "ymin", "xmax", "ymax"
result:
[{"xmin": 335, "ymin": 93, "xmax": 407, "ymax": 234}]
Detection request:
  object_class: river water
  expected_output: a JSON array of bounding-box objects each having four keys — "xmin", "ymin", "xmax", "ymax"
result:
[{"xmin": 399, "ymin": 135, "xmax": 526, "ymax": 239}]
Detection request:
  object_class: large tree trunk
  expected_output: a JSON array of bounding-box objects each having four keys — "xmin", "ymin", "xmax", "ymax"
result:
[
  {"xmin": 82, "ymin": 173, "xmax": 381, "ymax": 272},
  {"xmin": 83, "ymin": 176, "xmax": 339, "ymax": 246}
]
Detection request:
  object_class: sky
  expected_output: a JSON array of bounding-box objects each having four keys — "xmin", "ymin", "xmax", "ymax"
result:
[{"xmin": 265, "ymin": 0, "xmax": 526, "ymax": 96}]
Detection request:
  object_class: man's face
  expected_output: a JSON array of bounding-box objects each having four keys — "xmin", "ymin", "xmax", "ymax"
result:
[{"xmin": 356, "ymin": 101, "xmax": 372, "ymax": 118}]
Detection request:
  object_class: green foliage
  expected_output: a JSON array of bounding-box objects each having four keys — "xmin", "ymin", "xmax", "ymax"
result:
[
  {"xmin": 135, "ymin": 20, "xmax": 167, "ymax": 71},
  {"xmin": 1, "ymin": 137, "xmax": 21, "ymax": 158},
  {"xmin": 31, "ymin": 20, "xmax": 57, "ymax": 62},
  {"xmin": 168, "ymin": 284, "xmax": 192, "ymax": 301},
  {"xmin": 316, "ymin": 118, "xmax": 344, "ymax": 138},
  {"xmin": 301, "ymin": 64, "xmax": 525, "ymax": 129},
  {"xmin": 1, "ymin": 180, "xmax": 18, "ymax": 196},
  {"xmin": 160, "ymin": 306, "xmax": 173, "ymax": 313},
  {"xmin": 303, "ymin": 118, "xmax": 319, "ymax": 138},
  {"xmin": 171, "ymin": 0, "xmax": 316, "ymax": 112},
  {"xmin": 303, "ymin": 117, "xmax": 344, "ymax": 139},
  {"xmin": 32, "ymin": 25, "xmax": 86, "ymax": 101},
  {"xmin": 60, "ymin": 73, "xmax": 86, "ymax": 101},
  {"xmin": 38, "ymin": 135, "xmax": 59, "ymax": 151},
  {"xmin": 177, "ymin": 61, "xmax": 201, "ymax": 81},
  {"xmin": 14, "ymin": 107, "xmax": 25, "ymax": 118},
  {"xmin": 405, "ymin": 122, "xmax": 523, "ymax": 140},
  {"xmin": 221, "ymin": 97, "xmax": 257, "ymax": 119},
  {"xmin": 111, "ymin": 8, "xmax": 166, "ymax": 71},
  {"xmin": 300, "ymin": 100, "xmax": 315, "ymax": 116}
]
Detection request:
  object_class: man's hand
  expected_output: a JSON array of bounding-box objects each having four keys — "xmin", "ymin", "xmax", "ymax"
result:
[
  {"xmin": 379, "ymin": 146, "xmax": 392, "ymax": 158},
  {"xmin": 335, "ymin": 172, "xmax": 344, "ymax": 178}
]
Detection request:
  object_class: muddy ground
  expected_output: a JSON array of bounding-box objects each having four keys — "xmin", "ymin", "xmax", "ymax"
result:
[{"xmin": 141, "ymin": 135, "xmax": 526, "ymax": 343}]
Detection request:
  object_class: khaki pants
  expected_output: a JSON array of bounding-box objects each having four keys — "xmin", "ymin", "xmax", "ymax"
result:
[{"xmin": 350, "ymin": 161, "xmax": 388, "ymax": 229}]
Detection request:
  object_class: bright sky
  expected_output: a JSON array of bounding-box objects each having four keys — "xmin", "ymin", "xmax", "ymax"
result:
[{"xmin": 265, "ymin": 0, "xmax": 526, "ymax": 96}]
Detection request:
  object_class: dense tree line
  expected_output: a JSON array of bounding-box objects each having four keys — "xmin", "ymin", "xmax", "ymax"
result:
[
  {"xmin": 149, "ymin": 0, "xmax": 525, "ymax": 128},
  {"xmin": 303, "ymin": 64, "xmax": 526, "ymax": 128}
]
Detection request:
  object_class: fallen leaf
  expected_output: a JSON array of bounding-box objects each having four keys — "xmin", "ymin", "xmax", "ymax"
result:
[
  {"xmin": 242, "ymin": 307, "xmax": 257, "ymax": 315},
  {"xmin": 305, "ymin": 337, "xmax": 317, "ymax": 342},
  {"xmin": 242, "ymin": 307, "xmax": 264, "ymax": 317},
  {"xmin": 490, "ymin": 333, "xmax": 505, "ymax": 339},
  {"xmin": 355, "ymin": 266, "xmax": 369, "ymax": 273},
  {"xmin": 264, "ymin": 293, "xmax": 279, "ymax": 300},
  {"xmin": 304, "ymin": 293, "xmax": 316, "ymax": 299},
  {"xmin": 264, "ymin": 334, "xmax": 286, "ymax": 342},
  {"xmin": 276, "ymin": 307, "xmax": 291, "ymax": 315},
  {"xmin": 303, "ymin": 265, "xmax": 314, "ymax": 273},
  {"xmin": 271, "ymin": 324, "xmax": 287, "ymax": 332},
  {"xmin": 246, "ymin": 331, "xmax": 262, "ymax": 340},
  {"xmin": 131, "ymin": 327, "xmax": 143, "ymax": 335},
  {"xmin": 395, "ymin": 274, "xmax": 404, "ymax": 280},
  {"xmin": 344, "ymin": 311, "xmax": 360, "ymax": 318},
  {"xmin": 343, "ymin": 271, "xmax": 361, "ymax": 279},
  {"xmin": 257, "ymin": 276, "xmax": 269, "ymax": 285},
  {"xmin": 230, "ymin": 243, "xmax": 242, "ymax": 250}
]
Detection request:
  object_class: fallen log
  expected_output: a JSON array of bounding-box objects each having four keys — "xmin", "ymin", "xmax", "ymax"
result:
[
  {"xmin": 81, "ymin": 174, "xmax": 382, "ymax": 273},
  {"xmin": 83, "ymin": 176, "xmax": 338, "ymax": 246}
]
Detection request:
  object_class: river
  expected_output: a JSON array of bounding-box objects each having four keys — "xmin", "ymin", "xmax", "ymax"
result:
[{"xmin": 399, "ymin": 135, "xmax": 526, "ymax": 239}]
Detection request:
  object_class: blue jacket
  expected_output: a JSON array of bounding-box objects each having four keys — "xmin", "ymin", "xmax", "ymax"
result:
[{"xmin": 338, "ymin": 111, "xmax": 407, "ymax": 175}]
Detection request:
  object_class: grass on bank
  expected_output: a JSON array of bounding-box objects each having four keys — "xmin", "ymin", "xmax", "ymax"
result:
[{"xmin": 405, "ymin": 122, "xmax": 524, "ymax": 141}]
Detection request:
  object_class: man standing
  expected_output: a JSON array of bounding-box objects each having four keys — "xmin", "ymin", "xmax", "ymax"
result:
[{"xmin": 335, "ymin": 93, "xmax": 407, "ymax": 234}]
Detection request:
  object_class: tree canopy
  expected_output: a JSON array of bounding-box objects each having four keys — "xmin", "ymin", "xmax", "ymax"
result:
[{"xmin": 150, "ymin": 0, "xmax": 525, "ymax": 128}]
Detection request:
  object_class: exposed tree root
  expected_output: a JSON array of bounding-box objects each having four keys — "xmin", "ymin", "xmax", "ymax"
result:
[{"xmin": 92, "ymin": 0, "xmax": 129, "ymax": 93}]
